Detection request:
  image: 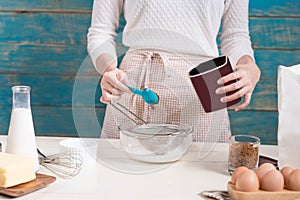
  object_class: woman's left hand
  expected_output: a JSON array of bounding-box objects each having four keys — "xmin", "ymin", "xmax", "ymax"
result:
[{"xmin": 215, "ymin": 55, "xmax": 261, "ymax": 111}]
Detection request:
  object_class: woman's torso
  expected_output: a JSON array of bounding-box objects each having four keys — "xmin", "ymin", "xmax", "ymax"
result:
[{"xmin": 122, "ymin": 0, "xmax": 225, "ymax": 57}]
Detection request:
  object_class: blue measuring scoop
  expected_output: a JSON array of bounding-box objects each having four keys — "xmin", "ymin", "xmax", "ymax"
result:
[{"xmin": 126, "ymin": 85, "xmax": 159, "ymax": 105}]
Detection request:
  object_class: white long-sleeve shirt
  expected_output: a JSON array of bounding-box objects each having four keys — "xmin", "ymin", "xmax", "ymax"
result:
[{"xmin": 87, "ymin": 0, "xmax": 254, "ymax": 74}]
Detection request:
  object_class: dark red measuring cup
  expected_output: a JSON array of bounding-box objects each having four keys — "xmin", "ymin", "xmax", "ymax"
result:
[{"xmin": 189, "ymin": 56, "xmax": 241, "ymax": 113}]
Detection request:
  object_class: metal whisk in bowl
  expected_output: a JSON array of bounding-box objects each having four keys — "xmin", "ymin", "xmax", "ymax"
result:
[{"xmin": 37, "ymin": 148, "xmax": 83, "ymax": 179}]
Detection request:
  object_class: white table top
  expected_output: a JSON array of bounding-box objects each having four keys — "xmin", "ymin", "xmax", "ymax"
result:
[{"xmin": 0, "ymin": 136, "xmax": 278, "ymax": 200}]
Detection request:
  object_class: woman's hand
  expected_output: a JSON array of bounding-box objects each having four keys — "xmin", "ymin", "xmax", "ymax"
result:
[
  {"xmin": 100, "ymin": 66, "xmax": 131, "ymax": 104},
  {"xmin": 216, "ymin": 55, "xmax": 261, "ymax": 111}
]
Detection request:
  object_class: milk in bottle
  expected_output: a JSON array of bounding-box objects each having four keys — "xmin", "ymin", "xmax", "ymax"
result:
[{"xmin": 6, "ymin": 86, "xmax": 39, "ymax": 171}]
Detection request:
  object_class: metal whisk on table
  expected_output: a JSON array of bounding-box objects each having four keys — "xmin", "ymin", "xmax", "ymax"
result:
[{"xmin": 37, "ymin": 148, "xmax": 83, "ymax": 179}]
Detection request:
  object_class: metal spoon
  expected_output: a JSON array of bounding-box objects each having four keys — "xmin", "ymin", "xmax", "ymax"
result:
[
  {"xmin": 126, "ymin": 85, "xmax": 159, "ymax": 105},
  {"xmin": 200, "ymin": 190, "xmax": 231, "ymax": 200}
]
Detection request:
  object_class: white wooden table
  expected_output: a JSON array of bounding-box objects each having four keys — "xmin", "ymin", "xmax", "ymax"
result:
[{"xmin": 0, "ymin": 136, "xmax": 278, "ymax": 200}]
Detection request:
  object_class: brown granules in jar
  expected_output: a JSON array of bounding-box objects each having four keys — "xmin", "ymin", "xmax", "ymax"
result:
[{"xmin": 229, "ymin": 142, "xmax": 259, "ymax": 169}]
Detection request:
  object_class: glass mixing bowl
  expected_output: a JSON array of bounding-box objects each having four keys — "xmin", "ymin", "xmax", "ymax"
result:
[{"xmin": 119, "ymin": 122, "xmax": 193, "ymax": 163}]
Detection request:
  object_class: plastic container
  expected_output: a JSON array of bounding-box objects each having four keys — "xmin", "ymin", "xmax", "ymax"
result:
[{"xmin": 59, "ymin": 138, "xmax": 98, "ymax": 165}]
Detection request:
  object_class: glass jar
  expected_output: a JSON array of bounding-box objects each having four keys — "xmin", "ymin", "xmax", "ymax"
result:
[
  {"xmin": 228, "ymin": 135, "xmax": 260, "ymax": 175},
  {"xmin": 6, "ymin": 86, "xmax": 39, "ymax": 171}
]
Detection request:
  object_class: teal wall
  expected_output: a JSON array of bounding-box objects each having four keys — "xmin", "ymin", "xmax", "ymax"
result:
[{"xmin": 0, "ymin": 0, "xmax": 299, "ymax": 144}]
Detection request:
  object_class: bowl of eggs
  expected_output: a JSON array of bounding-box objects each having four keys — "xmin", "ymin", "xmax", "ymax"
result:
[{"xmin": 228, "ymin": 163, "xmax": 300, "ymax": 200}]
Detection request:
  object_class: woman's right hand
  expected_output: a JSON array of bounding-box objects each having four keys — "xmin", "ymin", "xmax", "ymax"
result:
[{"xmin": 100, "ymin": 67, "xmax": 131, "ymax": 104}]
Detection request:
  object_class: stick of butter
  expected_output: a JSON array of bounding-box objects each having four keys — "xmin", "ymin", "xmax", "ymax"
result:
[{"xmin": 0, "ymin": 152, "xmax": 36, "ymax": 188}]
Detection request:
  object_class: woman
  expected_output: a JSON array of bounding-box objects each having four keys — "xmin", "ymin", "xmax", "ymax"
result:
[{"xmin": 87, "ymin": 0, "xmax": 261, "ymax": 142}]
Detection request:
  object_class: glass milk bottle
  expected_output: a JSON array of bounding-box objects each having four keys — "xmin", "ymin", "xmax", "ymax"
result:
[{"xmin": 6, "ymin": 86, "xmax": 39, "ymax": 171}]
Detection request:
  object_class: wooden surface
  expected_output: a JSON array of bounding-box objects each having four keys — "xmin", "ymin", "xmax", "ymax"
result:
[
  {"xmin": 0, "ymin": 173, "xmax": 56, "ymax": 198},
  {"xmin": 228, "ymin": 182, "xmax": 300, "ymax": 200},
  {"xmin": 0, "ymin": 0, "xmax": 299, "ymax": 144}
]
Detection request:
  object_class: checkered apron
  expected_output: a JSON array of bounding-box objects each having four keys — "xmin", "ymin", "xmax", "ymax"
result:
[{"xmin": 101, "ymin": 48, "xmax": 231, "ymax": 143}]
